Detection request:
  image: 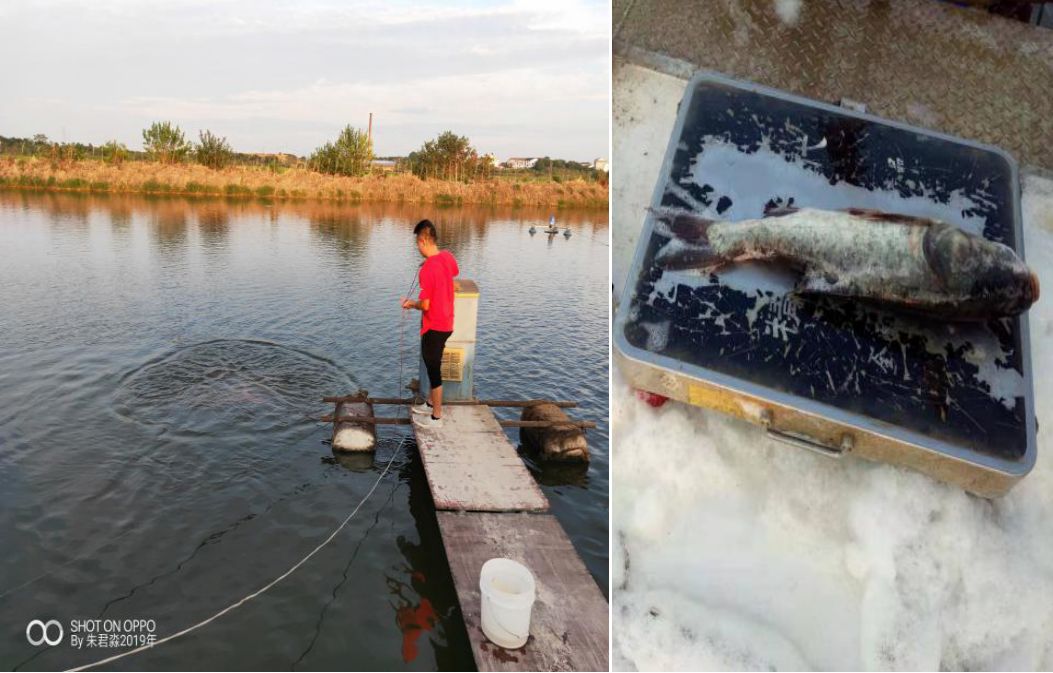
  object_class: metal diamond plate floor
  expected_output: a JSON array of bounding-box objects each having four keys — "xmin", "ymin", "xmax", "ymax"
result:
[{"xmin": 615, "ymin": 0, "xmax": 1053, "ymax": 169}]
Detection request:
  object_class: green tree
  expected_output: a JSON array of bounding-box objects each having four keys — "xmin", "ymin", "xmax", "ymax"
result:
[
  {"xmin": 142, "ymin": 121, "xmax": 190, "ymax": 164},
  {"xmin": 408, "ymin": 131, "xmax": 484, "ymax": 181},
  {"xmin": 195, "ymin": 130, "xmax": 233, "ymax": 170},
  {"xmin": 103, "ymin": 140, "xmax": 128, "ymax": 166},
  {"xmin": 27, "ymin": 134, "xmax": 49, "ymax": 156},
  {"xmin": 309, "ymin": 125, "xmax": 373, "ymax": 176}
]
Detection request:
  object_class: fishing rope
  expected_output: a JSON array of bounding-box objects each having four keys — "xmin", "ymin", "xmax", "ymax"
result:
[{"xmin": 66, "ymin": 268, "xmax": 421, "ymax": 672}]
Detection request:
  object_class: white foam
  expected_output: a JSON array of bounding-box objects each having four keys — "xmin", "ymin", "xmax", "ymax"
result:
[
  {"xmin": 613, "ymin": 174, "xmax": 1053, "ymax": 670},
  {"xmin": 332, "ymin": 425, "xmax": 375, "ymax": 451}
]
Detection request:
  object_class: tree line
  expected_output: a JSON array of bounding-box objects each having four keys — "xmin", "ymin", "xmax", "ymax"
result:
[
  {"xmin": 0, "ymin": 127, "xmax": 268, "ymax": 170},
  {"xmin": 0, "ymin": 123, "xmax": 604, "ymax": 182}
]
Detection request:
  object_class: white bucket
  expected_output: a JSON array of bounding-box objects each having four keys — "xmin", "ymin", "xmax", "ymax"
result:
[{"xmin": 479, "ymin": 558, "xmax": 536, "ymax": 649}]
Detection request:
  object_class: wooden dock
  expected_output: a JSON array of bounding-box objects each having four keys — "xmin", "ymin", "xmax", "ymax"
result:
[{"xmin": 412, "ymin": 404, "xmax": 609, "ymax": 671}]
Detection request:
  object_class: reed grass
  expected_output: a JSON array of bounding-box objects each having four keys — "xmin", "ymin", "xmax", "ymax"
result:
[{"xmin": 0, "ymin": 157, "xmax": 608, "ymax": 208}]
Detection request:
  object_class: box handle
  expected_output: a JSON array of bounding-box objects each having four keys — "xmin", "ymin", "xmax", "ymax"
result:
[
  {"xmin": 759, "ymin": 409, "xmax": 852, "ymax": 458},
  {"xmin": 766, "ymin": 428, "xmax": 849, "ymax": 458}
]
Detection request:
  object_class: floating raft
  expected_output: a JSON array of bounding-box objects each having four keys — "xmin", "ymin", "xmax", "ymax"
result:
[{"xmin": 412, "ymin": 404, "xmax": 609, "ymax": 671}]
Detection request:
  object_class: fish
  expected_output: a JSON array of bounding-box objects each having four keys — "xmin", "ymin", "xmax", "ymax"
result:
[{"xmin": 652, "ymin": 206, "xmax": 1040, "ymax": 321}]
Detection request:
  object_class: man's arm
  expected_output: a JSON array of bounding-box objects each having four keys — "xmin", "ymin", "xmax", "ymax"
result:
[
  {"xmin": 401, "ymin": 297, "xmax": 430, "ymax": 311},
  {"xmin": 401, "ymin": 263, "xmax": 432, "ymax": 311}
]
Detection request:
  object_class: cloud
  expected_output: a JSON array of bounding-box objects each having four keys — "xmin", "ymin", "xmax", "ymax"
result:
[
  {"xmin": 0, "ymin": 0, "xmax": 609, "ymax": 158},
  {"xmin": 115, "ymin": 67, "xmax": 603, "ymax": 120},
  {"xmin": 106, "ymin": 65, "xmax": 605, "ymax": 155},
  {"xmin": 3, "ymin": 0, "xmax": 608, "ymax": 39}
]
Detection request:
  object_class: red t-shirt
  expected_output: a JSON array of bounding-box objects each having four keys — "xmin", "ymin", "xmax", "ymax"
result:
[{"xmin": 418, "ymin": 250, "xmax": 458, "ymax": 334}]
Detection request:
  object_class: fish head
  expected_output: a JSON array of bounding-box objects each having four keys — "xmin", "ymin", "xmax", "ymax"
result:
[
  {"xmin": 925, "ymin": 224, "xmax": 1038, "ymax": 316},
  {"xmin": 968, "ymin": 240, "xmax": 1039, "ymax": 315}
]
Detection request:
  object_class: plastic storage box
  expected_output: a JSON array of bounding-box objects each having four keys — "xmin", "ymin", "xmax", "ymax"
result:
[{"xmin": 614, "ymin": 72, "xmax": 1036, "ymax": 497}]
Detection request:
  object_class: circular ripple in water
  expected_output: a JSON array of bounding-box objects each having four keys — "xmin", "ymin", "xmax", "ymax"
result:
[{"xmin": 113, "ymin": 339, "xmax": 354, "ymax": 436}]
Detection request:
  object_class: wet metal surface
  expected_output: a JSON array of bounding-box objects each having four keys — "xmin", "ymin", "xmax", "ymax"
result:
[{"xmin": 615, "ymin": 0, "xmax": 1053, "ymax": 169}]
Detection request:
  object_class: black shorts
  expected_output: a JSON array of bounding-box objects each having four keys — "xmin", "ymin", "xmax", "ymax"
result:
[{"xmin": 421, "ymin": 330, "xmax": 453, "ymax": 389}]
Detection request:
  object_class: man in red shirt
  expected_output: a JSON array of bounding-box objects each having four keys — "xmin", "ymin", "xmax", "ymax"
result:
[{"xmin": 401, "ymin": 219, "xmax": 459, "ymax": 428}]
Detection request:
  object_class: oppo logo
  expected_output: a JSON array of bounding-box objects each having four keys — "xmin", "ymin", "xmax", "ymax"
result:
[{"xmin": 26, "ymin": 619, "xmax": 64, "ymax": 646}]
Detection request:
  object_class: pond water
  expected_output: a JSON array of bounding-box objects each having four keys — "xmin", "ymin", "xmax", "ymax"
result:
[{"xmin": 0, "ymin": 191, "xmax": 608, "ymax": 671}]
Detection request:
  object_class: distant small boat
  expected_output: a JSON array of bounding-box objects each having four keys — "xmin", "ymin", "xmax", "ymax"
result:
[
  {"xmin": 529, "ymin": 226, "xmax": 537, "ymax": 235},
  {"xmin": 544, "ymin": 214, "xmax": 559, "ymax": 235},
  {"xmin": 563, "ymin": 228, "xmax": 571, "ymax": 238}
]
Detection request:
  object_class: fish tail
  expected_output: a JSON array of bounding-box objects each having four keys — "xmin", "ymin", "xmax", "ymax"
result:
[
  {"xmin": 649, "ymin": 206, "xmax": 715, "ymax": 241},
  {"xmin": 649, "ymin": 207, "xmax": 725, "ymax": 271}
]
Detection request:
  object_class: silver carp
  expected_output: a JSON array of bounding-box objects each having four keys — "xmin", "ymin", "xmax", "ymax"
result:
[{"xmin": 653, "ymin": 206, "xmax": 1039, "ymax": 320}]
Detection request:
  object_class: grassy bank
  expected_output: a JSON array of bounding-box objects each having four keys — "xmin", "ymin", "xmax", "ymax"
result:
[{"xmin": 0, "ymin": 157, "xmax": 608, "ymax": 208}]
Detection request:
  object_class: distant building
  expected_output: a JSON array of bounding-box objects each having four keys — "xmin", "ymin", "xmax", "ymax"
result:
[
  {"xmin": 370, "ymin": 159, "xmax": 398, "ymax": 172},
  {"xmin": 593, "ymin": 158, "xmax": 609, "ymax": 173},
  {"xmin": 503, "ymin": 157, "xmax": 538, "ymax": 170}
]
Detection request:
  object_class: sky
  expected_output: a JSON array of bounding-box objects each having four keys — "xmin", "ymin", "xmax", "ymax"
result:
[{"xmin": 0, "ymin": 0, "xmax": 609, "ymax": 161}]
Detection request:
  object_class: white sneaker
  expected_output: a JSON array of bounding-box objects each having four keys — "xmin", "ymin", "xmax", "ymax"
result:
[
  {"xmin": 414, "ymin": 414, "xmax": 443, "ymax": 429},
  {"xmin": 410, "ymin": 401, "xmax": 432, "ymax": 416}
]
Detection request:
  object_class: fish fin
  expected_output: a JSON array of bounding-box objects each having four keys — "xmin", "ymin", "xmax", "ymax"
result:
[
  {"xmin": 843, "ymin": 208, "xmax": 941, "ymax": 227},
  {"xmin": 795, "ymin": 268, "xmax": 848, "ymax": 296}
]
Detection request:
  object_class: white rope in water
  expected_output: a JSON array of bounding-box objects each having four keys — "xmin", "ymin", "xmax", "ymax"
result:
[{"xmin": 67, "ymin": 269, "xmax": 421, "ymax": 672}]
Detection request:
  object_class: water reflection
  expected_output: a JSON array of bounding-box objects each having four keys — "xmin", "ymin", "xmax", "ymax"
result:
[
  {"xmin": 0, "ymin": 190, "xmax": 605, "ymax": 239},
  {"xmin": 152, "ymin": 201, "xmax": 189, "ymax": 248},
  {"xmin": 327, "ymin": 451, "xmax": 376, "ymax": 473},
  {"xmin": 0, "ymin": 192, "xmax": 609, "ymax": 284},
  {"xmin": 387, "ymin": 572, "xmax": 438, "ymax": 664},
  {"xmin": 109, "ymin": 199, "xmax": 133, "ymax": 229},
  {"xmin": 520, "ymin": 453, "xmax": 591, "ymax": 489},
  {"xmin": 393, "ymin": 449, "xmax": 472, "ymax": 670},
  {"xmin": 196, "ymin": 204, "xmax": 231, "ymax": 245},
  {"xmin": 308, "ymin": 212, "xmax": 371, "ymax": 261},
  {"xmin": 41, "ymin": 190, "xmax": 92, "ymax": 223}
]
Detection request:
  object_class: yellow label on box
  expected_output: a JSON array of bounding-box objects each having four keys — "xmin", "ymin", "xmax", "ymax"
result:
[{"xmin": 687, "ymin": 382, "xmax": 745, "ymax": 418}]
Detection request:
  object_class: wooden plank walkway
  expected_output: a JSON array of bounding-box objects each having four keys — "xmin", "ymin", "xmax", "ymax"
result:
[
  {"xmin": 414, "ymin": 405, "xmax": 549, "ymax": 512},
  {"xmin": 437, "ymin": 512, "xmax": 610, "ymax": 672},
  {"xmin": 412, "ymin": 404, "xmax": 609, "ymax": 672}
]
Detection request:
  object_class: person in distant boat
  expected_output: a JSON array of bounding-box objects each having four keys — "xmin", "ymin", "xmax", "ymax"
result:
[{"xmin": 402, "ymin": 219, "xmax": 459, "ymax": 428}]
